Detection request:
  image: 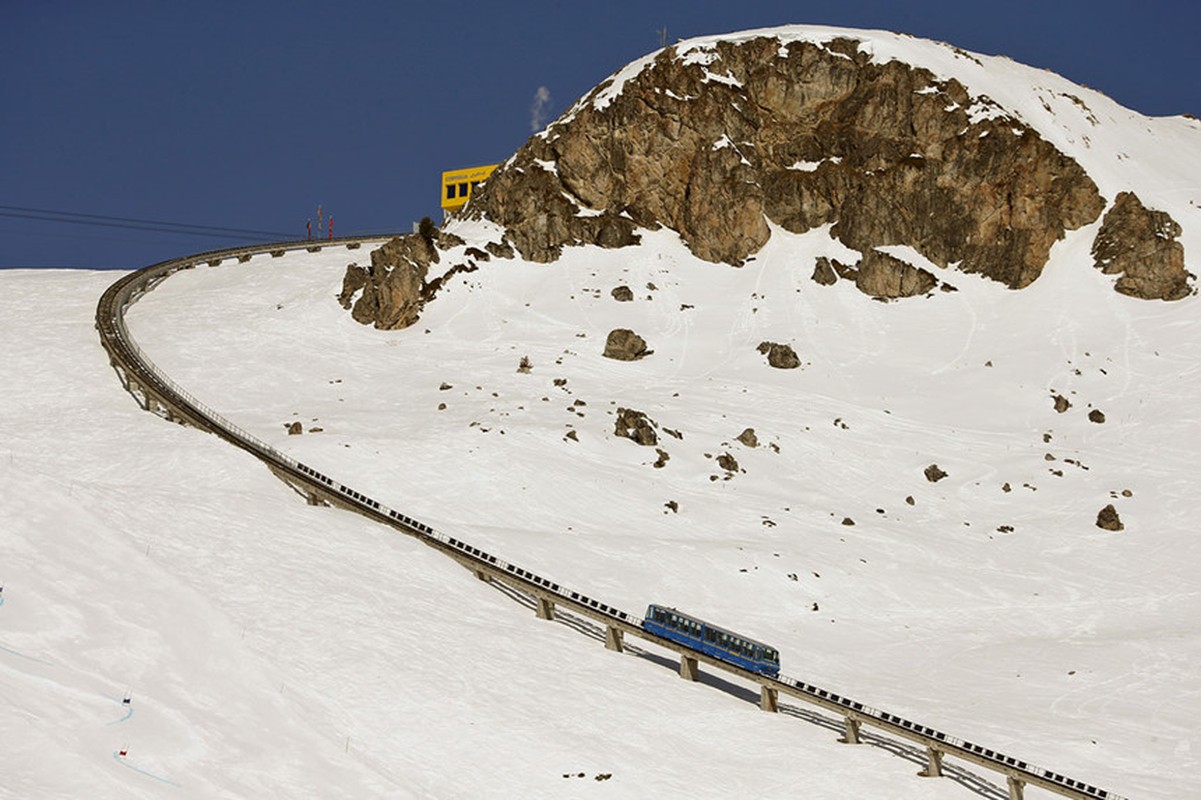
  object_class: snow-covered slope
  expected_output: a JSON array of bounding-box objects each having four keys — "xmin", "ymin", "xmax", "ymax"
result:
[
  {"xmin": 119, "ymin": 208, "xmax": 1200, "ymax": 799},
  {"xmin": 4, "ymin": 266, "xmax": 995, "ymax": 799},
  {"xmin": 6, "ymin": 25, "xmax": 1201, "ymax": 800}
]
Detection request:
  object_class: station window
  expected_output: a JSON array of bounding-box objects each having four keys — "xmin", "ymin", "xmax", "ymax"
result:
[
  {"xmin": 445, "ymin": 185, "xmax": 456, "ymax": 200},
  {"xmin": 458, "ymin": 182, "xmax": 469, "ymax": 197}
]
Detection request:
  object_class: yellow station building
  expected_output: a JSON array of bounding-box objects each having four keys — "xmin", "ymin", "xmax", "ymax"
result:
[{"xmin": 441, "ymin": 164, "xmax": 499, "ymax": 213}]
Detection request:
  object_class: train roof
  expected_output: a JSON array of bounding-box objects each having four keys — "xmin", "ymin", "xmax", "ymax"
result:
[{"xmin": 646, "ymin": 604, "xmax": 777, "ymax": 651}]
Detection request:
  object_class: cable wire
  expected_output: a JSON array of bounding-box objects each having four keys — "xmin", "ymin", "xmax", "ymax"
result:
[{"xmin": 0, "ymin": 205, "xmax": 295, "ymax": 239}]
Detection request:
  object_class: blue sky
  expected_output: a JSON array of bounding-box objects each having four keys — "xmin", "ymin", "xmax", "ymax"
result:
[{"xmin": 3, "ymin": 0, "xmax": 1198, "ymax": 269}]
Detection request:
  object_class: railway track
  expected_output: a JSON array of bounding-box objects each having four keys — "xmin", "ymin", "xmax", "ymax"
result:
[{"xmin": 95, "ymin": 236, "xmax": 1129, "ymax": 800}]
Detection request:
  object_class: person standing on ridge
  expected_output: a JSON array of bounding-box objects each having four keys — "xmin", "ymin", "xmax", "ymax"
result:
[
  {"xmin": 328, "ymin": 215, "xmax": 334, "ymax": 240},
  {"xmin": 306, "ymin": 219, "xmax": 312, "ymax": 240}
]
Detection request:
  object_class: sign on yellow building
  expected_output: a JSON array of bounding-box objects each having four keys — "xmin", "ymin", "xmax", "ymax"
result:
[{"xmin": 441, "ymin": 164, "xmax": 499, "ymax": 212}]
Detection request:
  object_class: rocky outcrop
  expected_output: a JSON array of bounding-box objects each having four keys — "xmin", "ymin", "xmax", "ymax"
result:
[
  {"xmin": 855, "ymin": 250, "xmax": 938, "ymax": 298},
  {"xmin": 338, "ymin": 233, "xmax": 438, "ymax": 330},
  {"xmin": 614, "ymin": 408, "xmax": 658, "ymax": 445},
  {"xmin": 1096, "ymin": 504, "xmax": 1124, "ymax": 531},
  {"xmin": 470, "ymin": 34, "xmax": 1105, "ymax": 292},
  {"xmin": 717, "ymin": 453, "xmax": 740, "ymax": 472},
  {"xmin": 757, "ymin": 341, "xmax": 800, "ymax": 369},
  {"xmin": 924, "ymin": 464, "xmax": 948, "ymax": 482},
  {"xmin": 1091, "ymin": 192, "xmax": 1193, "ymax": 300},
  {"xmin": 812, "ymin": 257, "xmax": 839, "ymax": 286},
  {"xmin": 603, "ymin": 329, "xmax": 650, "ymax": 360},
  {"xmin": 338, "ymin": 228, "xmax": 483, "ymax": 330},
  {"xmin": 736, "ymin": 428, "xmax": 759, "ymax": 447}
]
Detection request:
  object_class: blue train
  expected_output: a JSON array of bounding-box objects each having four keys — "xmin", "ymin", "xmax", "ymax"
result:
[{"xmin": 643, "ymin": 604, "xmax": 780, "ymax": 677}]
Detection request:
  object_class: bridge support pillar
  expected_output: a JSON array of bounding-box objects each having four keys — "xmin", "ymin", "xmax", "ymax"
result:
[
  {"xmin": 920, "ymin": 747, "xmax": 943, "ymax": 778},
  {"xmin": 535, "ymin": 596, "xmax": 555, "ymax": 621},
  {"xmin": 840, "ymin": 717, "xmax": 862, "ymax": 744},
  {"xmin": 679, "ymin": 654, "xmax": 698, "ymax": 682},
  {"xmin": 473, "ymin": 569, "xmax": 489, "ymax": 582},
  {"xmin": 305, "ymin": 491, "xmax": 325, "ymax": 507},
  {"xmin": 759, "ymin": 686, "xmax": 778, "ymax": 713},
  {"xmin": 1007, "ymin": 777, "xmax": 1025, "ymax": 800},
  {"xmin": 128, "ymin": 380, "xmax": 149, "ymax": 410},
  {"xmin": 604, "ymin": 625, "xmax": 623, "ymax": 653}
]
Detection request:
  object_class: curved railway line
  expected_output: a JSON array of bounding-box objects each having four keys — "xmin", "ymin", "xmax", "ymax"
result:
[{"xmin": 96, "ymin": 236, "xmax": 1129, "ymax": 800}]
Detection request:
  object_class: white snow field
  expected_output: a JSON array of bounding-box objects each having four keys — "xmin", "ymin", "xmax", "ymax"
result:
[{"xmin": 5, "ymin": 24, "xmax": 1201, "ymax": 800}]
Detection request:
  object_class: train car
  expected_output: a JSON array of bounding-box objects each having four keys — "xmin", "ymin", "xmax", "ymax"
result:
[
  {"xmin": 643, "ymin": 604, "xmax": 780, "ymax": 677},
  {"xmin": 441, "ymin": 164, "xmax": 499, "ymax": 213}
]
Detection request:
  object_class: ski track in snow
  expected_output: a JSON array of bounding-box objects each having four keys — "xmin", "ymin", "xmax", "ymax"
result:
[{"xmin": 111, "ymin": 751, "xmax": 181, "ymax": 788}]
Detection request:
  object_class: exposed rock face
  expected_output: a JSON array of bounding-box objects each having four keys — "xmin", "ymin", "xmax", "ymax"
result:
[
  {"xmin": 337, "ymin": 227, "xmax": 485, "ymax": 330},
  {"xmin": 812, "ymin": 257, "xmax": 839, "ymax": 286},
  {"xmin": 1091, "ymin": 192, "xmax": 1194, "ymax": 300},
  {"xmin": 855, "ymin": 250, "xmax": 938, "ymax": 298},
  {"xmin": 614, "ymin": 407, "xmax": 658, "ymax": 445},
  {"xmin": 736, "ymin": 428, "xmax": 759, "ymax": 447},
  {"xmin": 603, "ymin": 328, "xmax": 650, "ymax": 360},
  {"xmin": 757, "ymin": 341, "xmax": 800, "ymax": 369},
  {"xmin": 338, "ymin": 234, "xmax": 438, "ymax": 329},
  {"xmin": 717, "ymin": 453, "xmax": 740, "ymax": 472},
  {"xmin": 471, "ymin": 34, "xmax": 1105, "ymax": 291},
  {"xmin": 611, "ymin": 285, "xmax": 634, "ymax": 301},
  {"xmin": 1096, "ymin": 504, "xmax": 1124, "ymax": 531},
  {"xmin": 924, "ymin": 464, "xmax": 948, "ymax": 482}
]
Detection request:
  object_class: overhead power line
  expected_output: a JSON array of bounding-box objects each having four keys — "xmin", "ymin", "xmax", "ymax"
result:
[{"xmin": 0, "ymin": 204, "xmax": 296, "ymax": 240}]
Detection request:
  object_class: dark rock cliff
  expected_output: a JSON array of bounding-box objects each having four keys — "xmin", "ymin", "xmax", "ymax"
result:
[{"xmin": 472, "ymin": 35, "xmax": 1106, "ymax": 288}]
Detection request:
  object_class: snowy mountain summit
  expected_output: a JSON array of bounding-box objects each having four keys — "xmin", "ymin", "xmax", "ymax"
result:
[{"xmin": 343, "ymin": 25, "xmax": 1201, "ymax": 329}]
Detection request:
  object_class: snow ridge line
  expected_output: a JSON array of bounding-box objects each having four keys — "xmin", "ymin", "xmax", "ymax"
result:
[{"xmin": 94, "ymin": 238, "xmax": 1127, "ymax": 800}]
